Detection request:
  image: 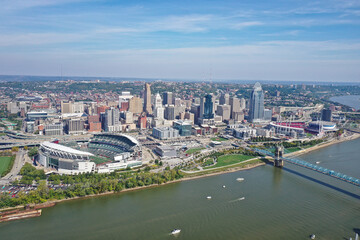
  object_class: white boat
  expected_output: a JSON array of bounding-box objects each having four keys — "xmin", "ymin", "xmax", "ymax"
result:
[
  {"xmin": 222, "ymin": 185, "xmax": 226, "ymax": 188},
  {"xmin": 310, "ymin": 234, "xmax": 316, "ymax": 239},
  {"xmin": 355, "ymin": 233, "xmax": 359, "ymax": 240},
  {"xmin": 315, "ymin": 161, "xmax": 320, "ymax": 164},
  {"xmin": 236, "ymin": 178, "xmax": 244, "ymax": 182},
  {"xmin": 171, "ymin": 229, "xmax": 181, "ymax": 235},
  {"xmin": 207, "ymin": 196, "xmax": 212, "ymax": 199}
]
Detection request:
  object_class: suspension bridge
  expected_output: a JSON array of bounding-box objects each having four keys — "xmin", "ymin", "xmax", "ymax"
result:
[{"xmin": 253, "ymin": 148, "xmax": 360, "ymax": 187}]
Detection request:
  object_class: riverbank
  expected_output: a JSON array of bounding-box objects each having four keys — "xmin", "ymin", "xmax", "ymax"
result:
[
  {"xmin": 2, "ymin": 134, "xmax": 359, "ymax": 218},
  {"xmin": 285, "ymin": 133, "xmax": 360, "ymax": 158}
]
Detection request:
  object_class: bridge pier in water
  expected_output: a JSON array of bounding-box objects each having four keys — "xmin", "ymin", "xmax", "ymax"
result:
[{"xmin": 274, "ymin": 145, "xmax": 284, "ymax": 168}]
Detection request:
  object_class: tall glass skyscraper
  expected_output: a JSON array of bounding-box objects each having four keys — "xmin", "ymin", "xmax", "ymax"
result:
[
  {"xmin": 203, "ymin": 94, "xmax": 214, "ymax": 119},
  {"xmin": 249, "ymin": 82, "xmax": 264, "ymax": 122}
]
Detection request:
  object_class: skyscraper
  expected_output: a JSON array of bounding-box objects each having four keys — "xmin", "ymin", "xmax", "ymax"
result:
[
  {"xmin": 219, "ymin": 93, "xmax": 229, "ymax": 105},
  {"xmin": 203, "ymin": 94, "xmax": 214, "ymax": 119},
  {"xmin": 154, "ymin": 93, "xmax": 163, "ymax": 109},
  {"xmin": 104, "ymin": 107, "xmax": 121, "ymax": 132},
  {"xmin": 128, "ymin": 96, "xmax": 143, "ymax": 114},
  {"xmin": 162, "ymin": 92, "xmax": 173, "ymax": 105},
  {"xmin": 144, "ymin": 83, "xmax": 152, "ymax": 115},
  {"xmin": 249, "ymin": 82, "xmax": 265, "ymax": 122},
  {"xmin": 229, "ymin": 97, "xmax": 240, "ymax": 119}
]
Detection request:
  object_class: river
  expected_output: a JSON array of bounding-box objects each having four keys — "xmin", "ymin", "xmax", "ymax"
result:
[
  {"xmin": 1, "ymin": 138, "xmax": 360, "ymax": 240},
  {"xmin": 330, "ymin": 95, "xmax": 360, "ymax": 110}
]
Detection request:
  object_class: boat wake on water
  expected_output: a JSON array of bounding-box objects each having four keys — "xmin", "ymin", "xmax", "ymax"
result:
[{"xmin": 229, "ymin": 197, "xmax": 245, "ymax": 203}]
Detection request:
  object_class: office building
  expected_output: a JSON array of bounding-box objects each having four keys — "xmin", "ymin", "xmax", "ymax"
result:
[
  {"xmin": 249, "ymin": 82, "xmax": 265, "ymax": 123},
  {"xmin": 264, "ymin": 109, "xmax": 272, "ymax": 121},
  {"xmin": 104, "ymin": 107, "xmax": 121, "ymax": 132},
  {"xmin": 44, "ymin": 123, "xmax": 63, "ymax": 136},
  {"xmin": 217, "ymin": 105, "xmax": 231, "ymax": 121},
  {"xmin": 162, "ymin": 92, "xmax": 173, "ymax": 105},
  {"xmin": 219, "ymin": 93, "xmax": 230, "ymax": 105},
  {"xmin": 66, "ymin": 119, "xmax": 85, "ymax": 134},
  {"xmin": 173, "ymin": 120, "xmax": 192, "ymax": 136},
  {"xmin": 240, "ymin": 98, "xmax": 246, "ymax": 110},
  {"xmin": 165, "ymin": 105, "xmax": 175, "ymax": 120},
  {"xmin": 138, "ymin": 114, "xmax": 147, "ymax": 129},
  {"xmin": 152, "ymin": 127, "xmax": 179, "ymax": 140},
  {"xmin": 144, "ymin": 83, "xmax": 152, "ymax": 115},
  {"xmin": 128, "ymin": 96, "xmax": 143, "ymax": 114},
  {"xmin": 203, "ymin": 94, "xmax": 214, "ymax": 119},
  {"xmin": 154, "ymin": 145, "xmax": 177, "ymax": 158},
  {"xmin": 321, "ymin": 109, "xmax": 332, "ymax": 122},
  {"xmin": 230, "ymin": 97, "xmax": 241, "ymax": 119}
]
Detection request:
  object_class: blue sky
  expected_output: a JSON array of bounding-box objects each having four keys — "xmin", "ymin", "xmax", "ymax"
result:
[{"xmin": 0, "ymin": 0, "xmax": 360, "ymax": 82}]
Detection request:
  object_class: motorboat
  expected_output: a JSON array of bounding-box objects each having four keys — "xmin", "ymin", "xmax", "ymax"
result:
[
  {"xmin": 310, "ymin": 234, "xmax": 316, "ymax": 239},
  {"xmin": 171, "ymin": 229, "xmax": 181, "ymax": 235},
  {"xmin": 207, "ymin": 196, "xmax": 212, "ymax": 199},
  {"xmin": 236, "ymin": 178, "xmax": 244, "ymax": 182},
  {"xmin": 222, "ymin": 185, "xmax": 226, "ymax": 188},
  {"xmin": 315, "ymin": 161, "xmax": 320, "ymax": 164}
]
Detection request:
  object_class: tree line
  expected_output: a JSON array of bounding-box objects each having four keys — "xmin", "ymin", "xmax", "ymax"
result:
[{"xmin": 0, "ymin": 163, "xmax": 183, "ymax": 209}]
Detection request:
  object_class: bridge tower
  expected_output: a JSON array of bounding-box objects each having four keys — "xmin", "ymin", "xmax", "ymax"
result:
[{"xmin": 274, "ymin": 145, "xmax": 284, "ymax": 168}]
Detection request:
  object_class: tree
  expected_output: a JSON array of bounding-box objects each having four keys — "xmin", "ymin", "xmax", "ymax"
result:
[
  {"xmin": 11, "ymin": 146, "xmax": 19, "ymax": 152},
  {"xmin": 28, "ymin": 147, "xmax": 38, "ymax": 158}
]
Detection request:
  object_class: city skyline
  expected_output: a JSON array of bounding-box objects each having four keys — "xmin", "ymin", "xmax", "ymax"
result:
[{"xmin": 1, "ymin": 0, "xmax": 360, "ymax": 82}]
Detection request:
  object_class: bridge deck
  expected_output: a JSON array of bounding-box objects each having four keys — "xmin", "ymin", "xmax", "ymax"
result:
[{"xmin": 255, "ymin": 148, "xmax": 360, "ymax": 187}]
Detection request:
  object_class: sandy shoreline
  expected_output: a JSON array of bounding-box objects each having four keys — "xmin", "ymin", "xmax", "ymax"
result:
[{"xmin": 2, "ymin": 133, "xmax": 359, "ymax": 213}]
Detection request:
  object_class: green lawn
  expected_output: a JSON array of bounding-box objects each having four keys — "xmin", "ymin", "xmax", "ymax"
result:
[
  {"xmin": 206, "ymin": 154, "xmax": 254, "ymax": 169},
  {"xmin": 0, "ymin": 156, "xmax": 12, "ymax": 176},
  {"xmin": 210, "ymin": 137, "xmax": 228, "ymax": 142},
  {"xmin": 186, "ymin": 147, "xmax": 205, "ymax": 154},
  {"xmin": 285, "ymin": 147, "xmax": 302, "ymax": 153}
]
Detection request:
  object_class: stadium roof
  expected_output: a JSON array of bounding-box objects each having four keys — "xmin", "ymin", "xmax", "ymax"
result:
[
  {"xmin": 41, "ymin": 141, "xmax": 94, "ymax": 156},
  {"xmin": 120, "ymin": 134, "xmax": 139, "ymax": 146}
]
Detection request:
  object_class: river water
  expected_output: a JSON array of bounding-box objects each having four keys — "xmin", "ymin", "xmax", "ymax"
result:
[
  {"xmin": 330, "ymin": 95, "xmax": 360, "ymax": 110},
  {"xmin": 1, "ymin": 138, "xmax": 360, "ymax": 240}
]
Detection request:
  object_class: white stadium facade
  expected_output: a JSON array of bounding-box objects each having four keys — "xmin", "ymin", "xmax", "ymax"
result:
[
  {"xmin": 38, "ymin": 133, "xmax": 143, "ymax": 175},
  {"xmin": 39, "ymin": 141, "xmax": 95, "ymax": 175}
]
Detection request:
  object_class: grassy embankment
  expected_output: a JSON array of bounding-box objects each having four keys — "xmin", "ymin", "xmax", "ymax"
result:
[
  {"xmin": 186, "ymin": 147, "xmax": 205, "ymax": 154},
  {"xmin": 205, "ymin": 154, "xmax": 256, "ymax": 169},
  {"xmin": 183, "ymin": 158, "xmax": 265, "ymax": 177},
  {"xmin": 0, "ymin": 155, "xmax": 15, "ymax": 177}
]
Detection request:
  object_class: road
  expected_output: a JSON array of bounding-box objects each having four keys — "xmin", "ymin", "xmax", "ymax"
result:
[{"xmin": 0, "ymin": 149, "xmax": 26, "ymax": 185}]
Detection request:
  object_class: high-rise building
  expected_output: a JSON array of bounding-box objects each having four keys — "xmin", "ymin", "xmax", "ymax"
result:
[
  {"xmin": 203, "ymin": 94, "xmax": 214, "ymax": 119},
  {"xmin": 61, "ymin": 101, "xmax": 72, "ymax": 114},
  {"xmin": 249, "ymin": 82, "xmax": 265, "ymax": 122},
  {"xmin": 104, "ymin": 107, "xmax": 121, "ymax": 132},
  {"xmin": 240, "ymin": 98, "xmax": 246, "ymax": 110},
  {"xmin": 128, "ymin": 96, "xmax": 143, "ymax": 114},
  {"xmin": 66, "ymin": 119, "xmax": 85, "ymax": 134},
  {"xmin": 230, "ymin": 97, "xmax": 241, "ymax": 118},
  {"xmin": 165, "ymin": 105, "xmax": 175, "ymax": 120},
  {"xmin": 61, "ymin": 101, "xmax": 84, "ymax": 114},
  {"xmin": 162, "ymin": 92, "xmax": 173, "ymax": 105},
  {"xmin": 154, "ymin": 93, "xmax": 163, "ymax": 109},
  {"xmin": 217, "ymin": 105, "xmax": 231, "ymax": 121},
  {"xmin": 144, "ymin": 83, "xmax": 152, "ymax": 115},
  {"xmin": 219, "ymin": 93, "xmax": 230, "ymax": 105},
  {"xmin": 321, "ymin": 109, "xmax": 332, "ymax": 122},
  {"xmin": 154, "ymin": 107, "xmax": 164, "ymax": 120}
]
